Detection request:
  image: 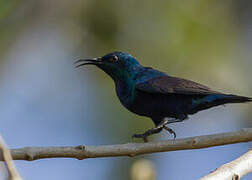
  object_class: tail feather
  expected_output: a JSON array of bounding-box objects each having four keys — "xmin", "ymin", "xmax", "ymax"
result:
[
  {"xmin": 189, "ymin": 94, "xmax": 251, "ymax": 114},
  {"xmin": 223, "ymin": 94, "xmax": 252, "ymax": 104}
]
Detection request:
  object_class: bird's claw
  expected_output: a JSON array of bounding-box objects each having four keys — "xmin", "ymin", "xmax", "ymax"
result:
[
  {"xmin": 163, "ymin": 126, "xmax": 176, "ymax": 139},
  {"xmin": 132, "ymin": 123, "xmax": 176, "ymax": 142}
]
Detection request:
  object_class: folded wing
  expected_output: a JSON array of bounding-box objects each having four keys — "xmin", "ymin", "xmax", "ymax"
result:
[{"xmin": 135, "ymin": 75, "xmax": 220, "ymax": 95}]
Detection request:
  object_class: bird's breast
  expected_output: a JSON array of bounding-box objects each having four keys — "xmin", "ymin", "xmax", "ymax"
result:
[{"xmin": 115, "ymin": 81, "xmax": 135, "ymax": 109}]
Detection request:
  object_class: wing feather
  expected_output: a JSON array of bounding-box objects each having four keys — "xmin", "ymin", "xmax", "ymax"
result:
[{"xmin": 136, "ymin": 75, "xmax": 219, "ymax": 95}]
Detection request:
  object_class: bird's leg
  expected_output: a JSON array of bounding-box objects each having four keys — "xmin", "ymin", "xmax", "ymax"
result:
[
  {"xmin": 165, "ymin": 117, "xmax": 185, "ymax": 124},
  {"xmin": 161, "ymin": 117, "xmax": 189, "ymax": 139},
  {"xmin": 163, "ymin": 126, "xmax": 176, "ymax": 139},
  {"xmin": 132, "ymin": 119, "xmax": 176, "ymax": 142},
  {"xmin": 132, "ymin": 126, "xmax": 163, "ymax": 142},
  {"xmin": 157, "ymin": 119, "xmax": 177, "ymax": 139}
]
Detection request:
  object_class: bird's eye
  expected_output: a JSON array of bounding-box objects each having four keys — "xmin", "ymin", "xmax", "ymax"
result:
[{"xmin": 110, "ymin": 55, "xmax": 118, "ymax": 62}]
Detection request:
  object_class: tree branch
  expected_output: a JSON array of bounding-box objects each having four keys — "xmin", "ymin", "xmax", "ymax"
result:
[
  {"xmin": 200, "ymin": 148, "xmax": 252, "ymax": 180},
  {"xmin": 0, "ymin": 135, "xmax": 22, "ymax": 180},
  {"xmin": 1, "ymin": 128, "xmax": 252, "ymax": 161}
]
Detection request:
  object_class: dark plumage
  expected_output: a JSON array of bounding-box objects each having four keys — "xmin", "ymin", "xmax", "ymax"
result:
[{"xmin": 75, "ymin": 52, "xmax": 251, "ymax": 142}]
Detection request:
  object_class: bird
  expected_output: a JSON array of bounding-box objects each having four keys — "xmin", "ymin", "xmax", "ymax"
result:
[{"xmin": 75, "ymin": 51, "xmax": 252, "ymax": 142}]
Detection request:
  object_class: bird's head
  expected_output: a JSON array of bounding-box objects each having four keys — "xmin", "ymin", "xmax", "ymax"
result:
[{"xmin": 75, "ymin": 52, "xmax": 141, "ymax": 81}]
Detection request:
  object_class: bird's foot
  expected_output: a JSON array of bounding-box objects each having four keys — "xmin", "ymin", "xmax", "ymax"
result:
[
  {"xmin": 132, "ymin": 120, "xmax": 177, "ymax": 142},
  {"xmin": 163, "ymin": 126, "xmax": 176, "ymax": 139},
  {"xmin": 157, "ymin": 119, "xmax": 177, "ymax": 139},
  {"xmin": 132, "ymin": 126, "xmax": 163, "ymax": 142}
]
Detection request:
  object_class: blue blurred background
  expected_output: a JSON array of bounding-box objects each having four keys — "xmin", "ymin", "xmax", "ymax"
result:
[{"xmin": 0, "ymin": 0, "xmax": 251, "ymax": 179}]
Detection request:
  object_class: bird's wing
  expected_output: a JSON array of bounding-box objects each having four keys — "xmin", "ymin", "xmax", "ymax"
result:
[{"xmin": 135, "ymin": 75, "xmax": 220, "ymax": 95}]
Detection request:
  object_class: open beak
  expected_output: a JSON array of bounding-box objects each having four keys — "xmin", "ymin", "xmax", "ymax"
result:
[{"xmin": 74, "ymin": 58, "xmax": 102, "ymax": 68}]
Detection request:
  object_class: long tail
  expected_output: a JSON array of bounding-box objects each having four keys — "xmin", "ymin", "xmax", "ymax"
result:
[
  {"xmin": 189, "ymin": 94, "xmax": 251, "ymax": 114},
  {"xmin": 221, "ymin": 94, "xmax": 252, "ymax": 104}
]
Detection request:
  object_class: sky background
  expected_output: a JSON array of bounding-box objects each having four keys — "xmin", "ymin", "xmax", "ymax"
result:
[{"xmin": 0, "ymin": 0, "xmax": 251, "ymax": 179}]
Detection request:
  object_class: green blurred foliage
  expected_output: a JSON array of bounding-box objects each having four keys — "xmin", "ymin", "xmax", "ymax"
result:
[
  {"xmin": 0, "ymin": 0, "xmax": 23, "ymax": 55},
  {"xmin": 0, "ymin": 0, "xmax": 19, "ymax": 20},
  {"xmin": 79, "ymin": 0, "xmax": 240, "ymax": 79}
]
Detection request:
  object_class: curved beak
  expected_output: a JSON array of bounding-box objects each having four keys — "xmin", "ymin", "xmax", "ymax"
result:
[{"xmin": 74, "ymin": 58, "xmax": 102, "ymax": 68}]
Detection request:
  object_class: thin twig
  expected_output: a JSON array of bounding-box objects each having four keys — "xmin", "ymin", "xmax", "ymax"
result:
[
  {"xmin": 0, "ymin": 135, "xmax": 22, "ymax": 180},
  {"xmin": 200, "ymin": 148, "xmax": 252, "ymax": 180},
  {"xmin": 0, "ymin": 128, "xmax": 251, "ymax": 162}
]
